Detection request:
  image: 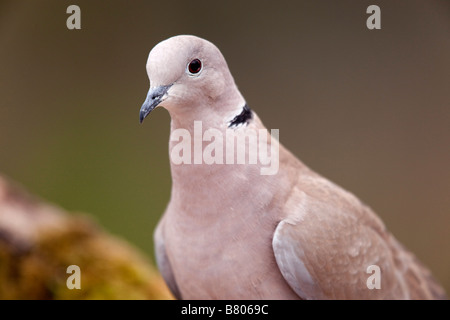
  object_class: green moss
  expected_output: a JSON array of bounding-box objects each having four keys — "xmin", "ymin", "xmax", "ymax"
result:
[{"xmin": 0, "ymin": 215, "xmax": 173, "ymax": 300}]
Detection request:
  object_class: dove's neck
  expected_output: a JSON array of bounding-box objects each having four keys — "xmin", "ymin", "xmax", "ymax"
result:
[
  {"xmin": 169, "ymin": 84, "xmax": 246, "ymax": 127},
  {"xmin": 166, "ymin": 108, "xmax": 302, "ymax": 221}
]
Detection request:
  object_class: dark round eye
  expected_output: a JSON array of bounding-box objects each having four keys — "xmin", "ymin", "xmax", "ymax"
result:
[{"xmin": 188, "ymin": 59, "xmax": 202, "ymax": 74}]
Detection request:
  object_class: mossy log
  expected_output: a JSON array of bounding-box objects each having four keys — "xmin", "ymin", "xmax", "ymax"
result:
[{"xmin": 0, "ymin": 175, "xmax": 173, "ymax": 299}]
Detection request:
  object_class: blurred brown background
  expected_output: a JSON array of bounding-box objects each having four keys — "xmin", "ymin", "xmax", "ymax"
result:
[{"xmin": 0, "ymin": 0, "xmax": 449, "ymax": 294}]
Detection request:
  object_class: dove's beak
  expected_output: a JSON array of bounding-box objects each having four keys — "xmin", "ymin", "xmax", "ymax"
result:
[{"xmin": 139, "ymin": 84, "xmax": 172, "ymax": 123}]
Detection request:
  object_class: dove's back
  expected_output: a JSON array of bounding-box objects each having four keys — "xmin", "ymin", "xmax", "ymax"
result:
[{"xmin": 272, "ymin": 147, "xmax": 447, "ymax": 299}]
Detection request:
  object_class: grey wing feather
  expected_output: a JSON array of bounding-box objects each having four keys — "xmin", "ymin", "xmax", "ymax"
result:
[{"xmin": 154, "ymin": 218, "xmax": 182, "ymax": 299}]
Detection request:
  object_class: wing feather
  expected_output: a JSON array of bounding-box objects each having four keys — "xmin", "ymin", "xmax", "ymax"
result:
[
  {"xmin": 154, "ymin": 217, "xmax": 182, "ymax": 299},
  {"xmin": 272, "ymin": 177, "xmax": 445, "ymax": 299}
]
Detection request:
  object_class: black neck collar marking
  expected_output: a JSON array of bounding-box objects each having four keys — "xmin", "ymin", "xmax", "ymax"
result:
[{"xmin": 228, "ymin": 104, "xmax": 253, "ymax": 128}]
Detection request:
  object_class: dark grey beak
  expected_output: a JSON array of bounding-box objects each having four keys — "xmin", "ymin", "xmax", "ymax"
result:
[{"xmin": 139, "ymin": 84, "xmax": 172, "ymax": 123}]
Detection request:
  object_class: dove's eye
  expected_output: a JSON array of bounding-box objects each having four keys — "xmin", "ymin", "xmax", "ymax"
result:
[{"xmin": 187, "ymin": 59, "xmax": 202, "ymax": 75}]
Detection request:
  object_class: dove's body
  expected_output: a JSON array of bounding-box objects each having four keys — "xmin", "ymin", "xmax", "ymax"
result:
[
  {"xmin": 141, "ymin": 35, "xmax": 446, "ymax": 300},
  {"xmin": 156, "ymin": 115, "xmax": 299, "ymax": 299}
]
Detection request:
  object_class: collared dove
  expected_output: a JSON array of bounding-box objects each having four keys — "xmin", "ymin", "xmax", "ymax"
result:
[{"xmin": 139, "ymin": 35, "xmax": 446, "ymax": 300}]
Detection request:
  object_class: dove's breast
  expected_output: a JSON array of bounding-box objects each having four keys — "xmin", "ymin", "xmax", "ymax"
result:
[{"xmin": 162, "ymin": 194, "xmax": 299, "ymax": 299}]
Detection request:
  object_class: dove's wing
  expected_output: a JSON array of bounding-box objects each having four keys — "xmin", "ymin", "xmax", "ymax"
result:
[
  {"xmin": 154, "ymin": 217, "xmax": 182, "ymax": 299},
  {"xmin": 272, "ymin": 175, "xmax": 445, "ymax": 300}
]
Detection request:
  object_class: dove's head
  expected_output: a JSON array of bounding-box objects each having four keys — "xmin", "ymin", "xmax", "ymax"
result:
[{"xmin": 139, "ymin": 35, "xmax": 245, "ymax": 124}]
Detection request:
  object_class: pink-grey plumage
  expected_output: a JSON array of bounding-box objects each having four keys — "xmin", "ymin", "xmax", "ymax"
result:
[{"xmin": 139, "ymin": 35, "xmax": 446, "ymax": 300}]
